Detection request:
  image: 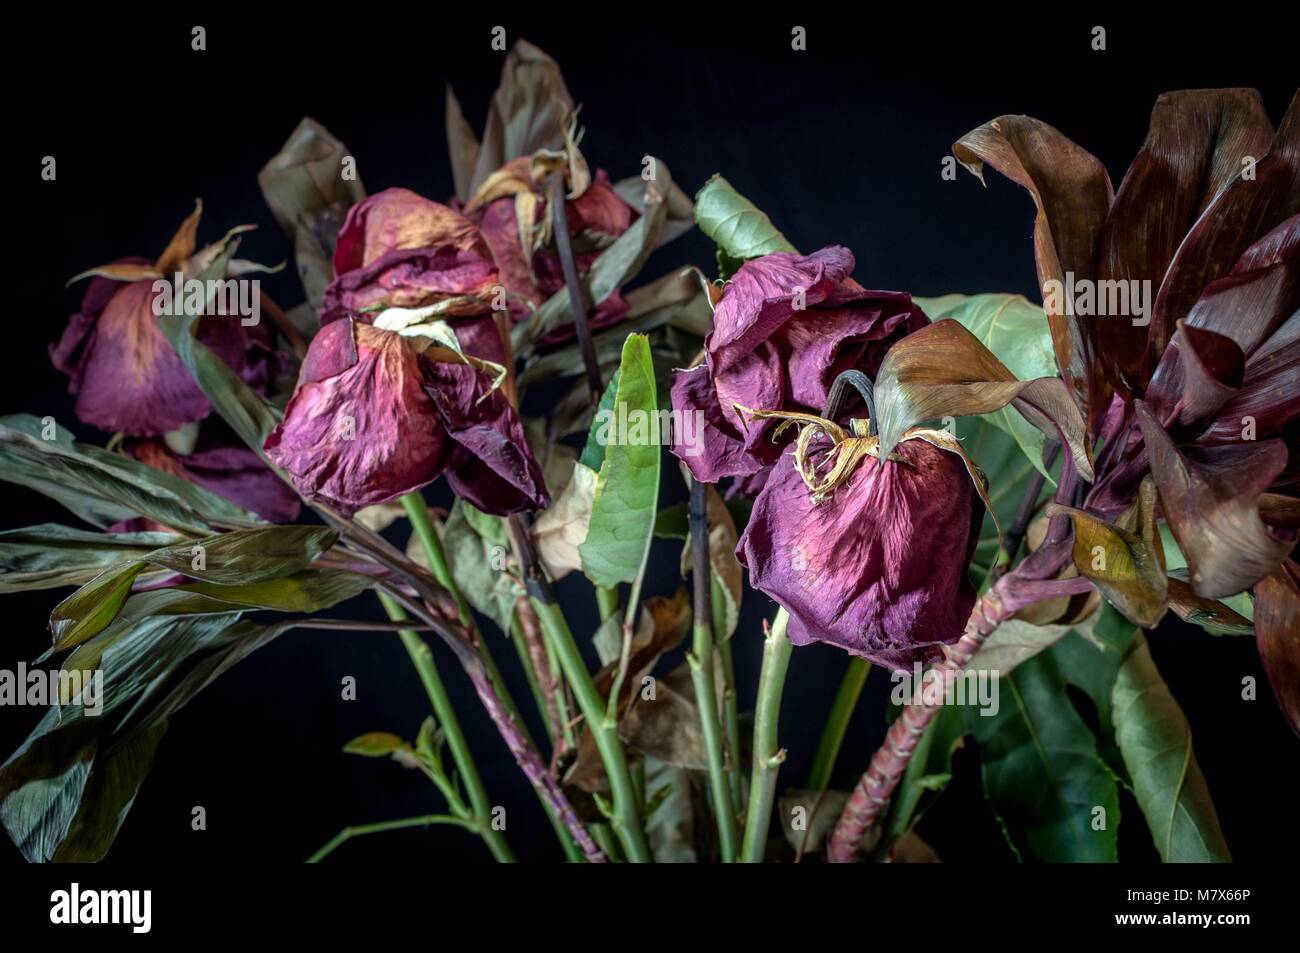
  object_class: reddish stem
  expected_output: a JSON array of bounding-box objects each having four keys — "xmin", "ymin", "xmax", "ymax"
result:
[{"xmin": 826, "ymin": 589, "xmax": 1010, "ymax": 862}]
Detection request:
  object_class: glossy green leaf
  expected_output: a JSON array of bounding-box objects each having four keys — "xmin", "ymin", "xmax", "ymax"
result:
[
  {"xmin": 969, "ymin": 643, "xmax": 1120, "ymax": 862},
  {"xmin": 580, "ymin": 335, "xmax": 662, "ymax": 588}
]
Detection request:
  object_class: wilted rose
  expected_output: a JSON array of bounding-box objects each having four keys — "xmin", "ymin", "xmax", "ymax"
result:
[
  {"xmin": 670, "ymin": 246, "xmax": 929, "ymax": 486},
  {"xmin": 264, "ymin": 318, "xmax": 547, "ymax": 516},
  {"xmin": 52, "ymin": 206, "xmax": 283, "ymax": 437},
  {"xmin": 472, "ymin": 165, "xmax": 636, "ymax": 339},
  {"xmin": 321, "ymin": 188, "xmax": 501, "ymax": 323},
  {"xmin": 737, "ymin": 415, "xmax": 986, "ymax": 668}
]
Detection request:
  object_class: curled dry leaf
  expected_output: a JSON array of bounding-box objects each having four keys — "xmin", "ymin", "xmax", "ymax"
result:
[
  {"xmin": 1135, "ymin": 399, "xmax": 1292, "ymax": 600},
  {"xmin": 953, "ymin": 114, "xmax": 1114, "ymax": 430},
  {"xmin": 532, "ymin": 461, "xmax": 598, "ymax": 580},
  {"xmin": 1046, "ymin": 477, "xmax": 1167, "ymax": 628},
  {"xmin": 872, "ymin": 319, "xmax": 1094, "ymax": 481}
]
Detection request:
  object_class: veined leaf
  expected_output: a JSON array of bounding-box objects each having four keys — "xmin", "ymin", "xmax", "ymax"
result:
[
  {"xmin": 694, "ymin": 174, "xmax": 796, "ymax": 273},
  {"xmin": 0, "ymin": 416, "xmax": 259, "ymax": 534},
  {"xmin": 47, "ymin": 526, "xmax": 339, "ymax": 654},
  {"xmin": 1112, "ymin": 632, "xmax": 1231, "ymax": 861},
  {"xmin": 0, "ymin": 595, "xmax": 294, "ymax": 861},
  {"xmin": 968, "ymin": 642, "xmax": 1120, "ymax": 862},
  {"xmin": 428, "ymin": 499, "xmax": 524, "ymax": 636},
  {"xmin": 0, "ymin": 524, "xmax": 182, "ymax": 593},
  {"xmin": 579, "ymin": 335, "xmax": 661, "ymax": 588}
]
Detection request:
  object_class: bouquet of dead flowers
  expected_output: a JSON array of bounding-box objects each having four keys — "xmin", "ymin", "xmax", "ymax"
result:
[{"xmin": 2, "ymin": 43, "xmax": 1294, "ymax": 863}]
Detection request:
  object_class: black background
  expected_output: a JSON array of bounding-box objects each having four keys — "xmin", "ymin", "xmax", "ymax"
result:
[{"xmin": 2, "ymin": 13, "xmax": 1296, "ymax": 864}]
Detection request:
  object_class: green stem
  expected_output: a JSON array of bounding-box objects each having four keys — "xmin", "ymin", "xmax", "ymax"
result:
[
  {"xmin": 308, "ymin": 814, "xmax": 479, "ymax": 863},
  {"xmin": 596, "ymin": 585, "xmax": 620, "ymax": 622},
  {"xmin": 689, "ymin": 481, "xmax": 738, "ymax": 861},
  {"xmin": 740, "ymin": 608, "xmax": 793, "ymax": 863},
  {"xmin": 507, "ymin": 614, "xmax": 556, "ymax": 742},
  {"xmin": 377, "ymin": 591, "xmax": 515, "ymax": 863},
  {"xmin": 714, "ymin": 580, "xmax": 744, "ymax": 810},
  {"xmin": 806, "ymin": 657, "xmax": 871, "ymax": 792},
  {"xmin": 397, "ymin": 494, "xmax": 584, "ymax": 862},
  {"xmin": 531, "ymin": 597, "xmax": 653, "ymax": 862}
]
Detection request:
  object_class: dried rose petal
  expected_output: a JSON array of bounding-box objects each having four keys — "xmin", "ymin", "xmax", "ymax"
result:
[
  {"xmin": 264, "ymin": 320, "xmax": 452, "ymax": 514},
  {"xmin": 671, "ymin": 246, "xmax": 928, "ymax": 485},
  {"xmin": 51, "ymin": 260, "xmax": 280, "ymax": 437},
  {"xmin": 322, "ymin": 188, "xmax": 500, "ymax": 321},
  {"xmin": 738, "ymin": 433, "xmax": 983, "ymax": 669}
]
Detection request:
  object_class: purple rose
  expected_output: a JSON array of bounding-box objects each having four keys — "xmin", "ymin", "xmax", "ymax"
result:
[
  {"xmin": 670, "ymin": 247, "xmax": 929, "ymax": 486},
  {"xmin": 264, "ymin": 319, "xmax": 547, "ymax": 516},
  {"xmin": 738, "ymin": 422, "xmax": 984, "ymax": 669},
  {"xmin": 52, "ymin": 256, "xmax": 280, "ymax": 438}
]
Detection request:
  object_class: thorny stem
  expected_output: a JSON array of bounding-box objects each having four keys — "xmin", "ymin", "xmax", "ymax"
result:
[
  {"xmin": 689, "ymin": 479, "xmax": 739, "ymax": 861},
  {"xmin": 376, "ymin": 591, "xmax": 515, "ymax": 863},
  {"xmin": 740, "ymin": 609, "xmax": 793, "ymax": 862},
  {"xmin": 396, "ymin": 493, "xmax": 594, "ymax": 862},
  {"xmin": 508, "ymin": 513, "xmax": 653, "ymax": 863},
  {"xmin": 827, "ymin": 589, "xmax": 1009, "ymax": 862},
  {"xmin": 510, "ymin": 599, "xmax": 563, "ymax": 749}
]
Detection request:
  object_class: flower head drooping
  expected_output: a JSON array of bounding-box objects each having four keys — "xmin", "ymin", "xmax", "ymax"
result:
[
  {"xmin": 736, "ymin": 372, "xmax": 998, "ymax": 669},
  {"xmin": 264, "ymin": 316, "xmax": 547, "ymax": 517},
  {"xmin": 52, "ymin": 203, "xmax": 283, "ymax": 437}
]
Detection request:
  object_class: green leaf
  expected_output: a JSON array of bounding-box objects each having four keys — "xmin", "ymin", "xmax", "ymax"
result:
[
  {"xmin": 1, "ymin": 594, "xmax": 290, "ymax": 861},
  {"xmin": 694, "ymin": 174, "xmax": 797, "ymax": 271},
  {"xmin": 0, "ymin": 416, "xmax": 260, "ymax": 534},
  {"xmin": 432, "ymin": 499, "xmax": 524, "ymax": 636},
  {"xmin": 45, "ymin": 526, "xmax": 339, "ymax": 654},
  {"xmin": 579, "ymin": 335, "xmax": 661, "ymax": 588},
  {"xmin": 969, "ymin": 643, "xmax": 1120, "ymax": 862},
  {"xmin": 0, "ymin": 524, "xmax": 182, "ymax": 593},
  {"xmin": 579, "ymin": 370, "xmax": 621, "ymax": 472},
  {"xmin": 343, "ymin": 732, "xmax": 412, "ymax": 757},
  {"xmin": 1111, "ymin": 632, "xmax": 1231, "ymax": 862},
  {"xmin": 917, "ymin": 293, "xmax": 1058, "ymax": 480},
  {"xmin": 178, "ymin": 569, "xmax": 372, "ymax": 613},
  {"xmin": 956, "ymin": 416, "xmax": 1050, "ymax": 580}
]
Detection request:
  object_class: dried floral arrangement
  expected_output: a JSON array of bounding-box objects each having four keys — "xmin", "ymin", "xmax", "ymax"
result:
[{"xmin": 1, "ymin": 42, "xmax": 1295, "ymax": 864}]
